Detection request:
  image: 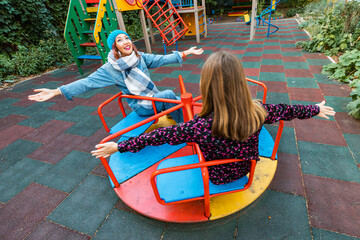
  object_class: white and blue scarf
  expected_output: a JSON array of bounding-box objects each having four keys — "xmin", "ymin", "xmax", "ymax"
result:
[{"xmin": 108, "ymin": 51, "xmax": 159, "ymax": 109}]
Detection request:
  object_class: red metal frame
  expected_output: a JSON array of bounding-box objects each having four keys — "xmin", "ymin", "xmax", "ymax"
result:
[{"xmin": 96, "ymin": 75, "xmax": 284, "ymax": 218}]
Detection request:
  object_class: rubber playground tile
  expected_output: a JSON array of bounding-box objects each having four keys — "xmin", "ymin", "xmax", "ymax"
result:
[
  {"xmin": 46, "ymin": 96, "xmax": 88, "ymax": 112},
  {"xmin": 55, "ymin": 105, "xmax": 97, "ymax": 122},
  {"xmin": 318, "ymin": 83, "xmax": 351, "ymax": 97},
  {"xmin": 259, "ymin": 72, "xmax": 286, "ymax": 82},
  {"xmin": 80, "ymin": 93, "xmax": 119, "ymax": 108},
  {"xmin": 8, "ymin": 80, "xmax": 36, "ymax": 93},
  {"xmin": 262, "ymin": 49, "xmax": 282, "ymax": 54},
  {"xmin": 114, "ymin": 198, "xmax": 140, "ymax": 215},
  {"xmin": 281, "ymin": 51, "xmax": 303, "ymax": 57},
  {"xmin": 236, "ymin": 190, "xmax": 311, "ymax": 240},
  {"xmin": 0, "ymin": 139, "xmax": 42, "ymax": 172},
  {"xmin": 290, "ymin": 100, "xmax": 335, "ymax": 121},
  {"xmin": 260, "ymin": 64, "xmax": 285, "ymax": 72},
  {"xmin": 0, "ymin": 158, "xmax": 51, "ymax": 203},
  {"xmin": 335, "ymin": 112, "xmax": 360, "ymax": 135},
  {"xmin": 343, "ymin": 133, "xmax": 360, "ymax": 164},
  {"xmin": 269, "ymin": 153, "xmax": 305, "ymax": 196},
  {"xmin": 75, "ymin": 127, "xmax": 108, "ymax": 153},
  {"xmin": 241, "ymin": 56, "xmax": 262, "ymax": 62},
  {"xmin": 165, "ymin": 213, "xmax": 238, "ymax": 240},
  {"xmin": 258, "ymin": 81, "xmax": 288, "ymax": 93},
  {"xmin": 47, "ymin": 174, "xmax": 118, "ymax": 236},
  {"xmin": 312, "ymin": 227, "xmax": 359, "ymax": 240},
  {"xmin": 243, "ymin": 51, "xmax": 262, "ymax": 57},
  {"xmin": 287, "ymin": 77, "xmax": 319, "ymax": 88},
  {"xmin": 298, "ymin": 141, "xmax": 360, "ymax": 183},
  {"xmin": 242, "ymin": 62, "xmax": 261, "ymax": 69},
  {"xmin": 261, "ymin": 53, "xmax": 283, "ymax": 59},
  {"xmin": 280, "ymin": 43, "xmax": 296, "ymax": 48},
  {"xmin": 307, "ymin": 59, "xmax": 331, "ymax": 65},
  {"xmin": 285, "ymin": 69, "xmax": 314, "ymax": 78},
  {"xmin": 152, "ymin": 66, "xmax": 183, "ymax": 74},
  {"xmin": 17, "ymin": 108, "xmax": 63, "ymax": 128},
  {"xmin": 261, "ymin": 59, "xmax": 283, "ymax": 65},
  {"xmin": 0, "ymin": 100, "xmax": 24, "ymax": 118},
  {"xmin": 304, "ymin": 174, "xmax": 360, "ymax": 238},
  {"xmin": 26, "ymin": 220, "xmax": 90, "ymax": 240},
  {"xmin": 244, "ymin": 68, "xmax": 260, "ymax": 77},
  {"xmin": 303, "ymin": 53, "xmax": 329, "ymax": 59},
  {"xmin": 288, "ymin": 87, "xmax": 324, "ymax": 102},
  {"xmin": 0, "ymin": 183, "xmax": 67, "ymax": 240},
  {"xmin": 313, "ymin": 73, "xmax": 342, "ymax": 85},
  {"xmin": 0, "ymin": 114, "xmax": 28, "ymax": 132},
  {"xmin": 91, "ymin": 163, "xmax": 108, "ymax": 178},
  {"xmin": 263, "ymin": 45, "xmax": 281, "ymax": 49},
  {"xmin": 36, "ymin": 151, "xmax": 98, "ymax": 193},
  {"xmin": 64, "ymin": 114, "xmax": 110, "ymax": 137},
  {"xmin": 263, "ymin": 41, "xmax": 280, "ymax": 46},
  {"xmin": 258, "ymin": 92, "xmax": 290, "ymax": 105},
  {"xmin": 92, "ymin": 209, "xmax": 165, "ymax": 240},
  {"xmin": 294, "ymin": 118, "xmax": 347, "ymax": 146},
  {"xmin": 324, "ymin": 96, "xmax": 352, "ymax": 113},
  {"xmin": 309, "ymin": 65, "xmax": 324, "ymax": 74},
  {"xmin": 265, "ymin": 125, "xmax": 298, "ymax": 155},
  {"xmin": 27, "ymin": 133, "xmax": 87, "ymax": 164},
  {"xmin": 0, "ymin": 125, "xmax": 34, "ymax": 149},
  {"xmin": 283, "ymin": 61, "xmax": 310, "ymax": 69},
  {"xmin": 246, "ymin": 48, "xmax": 264, "ymax": 53}
]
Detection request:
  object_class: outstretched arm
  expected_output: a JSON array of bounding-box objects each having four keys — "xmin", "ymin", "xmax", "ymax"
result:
[
  {"xmin": 28, "ymin": 88, "xmax": 61, "ymax": 102},
  {"xmin": 315, "ymin": 101, "xmax": 336, "ymax": 119},
  {"xmin": 180, "ymin": 46, "xmax": 204, "ymax": 58}
]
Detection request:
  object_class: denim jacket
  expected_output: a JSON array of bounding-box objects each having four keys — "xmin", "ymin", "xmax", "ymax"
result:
[{"xmin": 59, "ymin": 52, "xmax": 182, "ymax": 111}]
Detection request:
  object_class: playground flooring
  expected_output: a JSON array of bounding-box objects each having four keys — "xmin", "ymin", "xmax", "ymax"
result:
[{"xmin": 1, "ymin": 19, "xmax": 360, "ymax": 240}]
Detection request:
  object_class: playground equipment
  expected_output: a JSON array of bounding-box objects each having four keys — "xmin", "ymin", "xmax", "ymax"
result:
[
  {"xmin": 96, "ymin": 76, "xmax": 284, "ymax": 222},
  {"xmin": 173, "ymin": 0, "xmax": 207, "ymax": 43},
  {"xmin": 64, "ymin": 0, "xmax": 189, "ymax": 74}
]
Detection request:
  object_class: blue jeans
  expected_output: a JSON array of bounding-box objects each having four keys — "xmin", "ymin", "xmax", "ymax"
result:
[{"xmin": 135, "ymin": 90, "xmax": 184, "ymax": 123}]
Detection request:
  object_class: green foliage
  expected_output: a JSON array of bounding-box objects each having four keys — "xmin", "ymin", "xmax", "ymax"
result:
[
  {"xmin": 322, "ymin": 49, "xmax": 360, "ymax": 119},
  {"xmin": 296, "ymin": 1, "xmax": 360, "ymax": 56},
  {"xmin": 122, "ymin": 11, "xmax": 144, "ymax": 41},
  {"xmin": 0, "ymin": 38, "xmax": 73, "ymax": 83}
]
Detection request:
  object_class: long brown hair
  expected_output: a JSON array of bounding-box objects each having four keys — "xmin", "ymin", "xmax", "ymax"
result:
[
  {"xmin": 112, "ymin": 43, "xmax": 140, "ymax": 59},
  {"xmin": 199, "ymin": 51, "xmax": 268, "ymax": 141}
]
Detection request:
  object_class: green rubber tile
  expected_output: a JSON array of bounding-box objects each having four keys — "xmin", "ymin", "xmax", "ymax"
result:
[
  {"xmin": 298, "ymin": 141, "xmax": 360, "ymax": 183},
  {"xmin": 242, "ymin": 62, "xmax": 261, "ymax": 69},
  {"xmin": 182, "ymin": 58, "xmax": 204, "ymax": 65},
  {"xmin": 183, "ymin": 73, "xmax": 201, "ymax": 83},
  {"xmin": 31, "ymin": 81, "xmax": 63, "ymax": 90},
  {"xmin": 307, "ymin": 59, "xmax": 331, "ymax": 65},
  {"xmin": 259, "ymin": 72, "xmax": 286, "ymax": 82},
  {"xmin": 265, "ymin": 126, "xmax": 298, "ymax": 155},
  {"xmin": 165, "ymin": 213, "xmax": 238, "ymax": 239},
  {"xmin": 247, "ymin": 44, "xmax": 263, "ymax": 48},
  {"xmin": 0, "ymin": 158, "xmax": 51, "ymax": 202},
  {"xmin": 237, "ymin": 190, "xmax": 311, "ymax": 239},
  {"xmin": 17, "ymin": 102, "xmax": 54, "ymax": 116},
  {"xmin": 47, "ymin": 174, "xmax": 118, "ymax": 236},
  {"xmin": 235, "ymin": 40, "xmax": 249, "ymax": 43},
  {"xmin": 261, "ymin": 59, "xmax": 283, "ymax": 65},
  {"xmin": 18, "ymin": 109, "xmax": 63, "ymax": 128},
  {"xmin": 294, "ymin": 35, "xmax": 310, "ymax": 40},
  {"xmin": 257, "ymin": 92, "xmax": 290, "ymax": 105},
  {"xmin": 230, "ymin": 46, "xmax": 247, "ymax": 50},
  {"xmin": 0, "ymin": 103, "xmax": 23, "ymax": 118},
  {"xmin": 324, "ymin": 96, "xmax": 352, "ymax": 113},
  {"xmin": 36, "ymin": 151, "xmax": 98, "ymax": 193},
  {"xmin": 262, "ymin": 49, "xmax": 282, "ymax": 54},
  {"xmin": 93, "ymin": 209, "xmax": 165, "ymax": 240},
  {"xmin": 76, "ymin": 88, "xmax": 104, "ymax": 99},
  {"xmin": 0, "ymin": 139, "xmax": 42, "ymax": 172},
  {"xmin": 49, "ymin": 69, "xmax": 79, "ymax": 78},
  {"xmin": 287, "ymin": 77, "xmax": 319, "ymax": 88},
  {"xmin": 8, "ymin": 80, "xmax": 34, "ymax": 93},
  {"xmin": 284, "ymin": 62, "xmax": 310, "ymax": 69},
  {"xmin": 282, "ymin": 51, "xmax": 303, "ymax": 57},
  {"xmin": 55, "ymin": 105, "xmax": 97, "ymax": 122},
  {"xmin": 343, "ymin": 133, "xmax": 360, "ymax": 164},
  {"xmin": 313, "ymin": 74, "xmax": 341, "ymax": 85},
  {"xmin": 264, "ymin": 42, "xmax": 280, "ymax": 46},
  {"xmin": 65, "ymin": 114, "xmax": 110, "ymax": 137},
  {"xmin": 312, "ymin": 227, "xmax": 359, "ymax": 240},
  {"xmin": 243, "ymin": 51, "xmax": 263, "ymax": 57},
  {"xmin": 167, "ymin": 70, "xmax": 192, "ymax": 79}
]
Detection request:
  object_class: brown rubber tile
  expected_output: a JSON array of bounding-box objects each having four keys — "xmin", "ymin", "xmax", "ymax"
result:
[
  {"xmin": 283, "ymin": 56, "xmax": 306, "ymax": 62},
  {"xmin": 0, "ymin": 114, "xmax": 29, "ymax": 132},
  {"xmin": 288, "ymin": 87, "xmax": 324, "ymax": 102},
  {"xmin": 285, "ymin": 69, "xmax": 314, "ymax": 78},
  {"xmin": 335, "ymin": 112, "xmax": 360, "ymax": 135},
  {"xmin": 242, "ymin": 56, "xmax": 262, "ymax": 62},
  {"xmin": 47, "ymin": 96, "xmax": 87, "ymax": 112},
  {"xmin": 260, "ymin": 65, "xmax": 285, "ymax": 72},
  {"xmin": 0, "ymin": 183, "xmax": 67, "ymax": 240},
  {"xmin": 318, "ymin": 83, "xmax": 352, "ymax": 97},
  {"xmin": 304, "ymin": 174, "xmax": 360, "ymax": 238},
  {"xmin": 75, "ymin": 128, "xmax": 108, "ymax": 153},
  {"xmin": 258, "ymin": 81, "xmax": 288, "ymax": 93},
  {"xmin": 0, "ymin": 125, "xmax": 34, "ymax": 149},
  {"xmin": 244, "ymin": 68, "xmax": 260, "ymax": 76},
  {"xmin": 309, "ymin": 65, "xmax": 324, "ymax": 74},
  {"xmin": 262, "ymin": 54, "xmax": 283, "ymax": 59}
]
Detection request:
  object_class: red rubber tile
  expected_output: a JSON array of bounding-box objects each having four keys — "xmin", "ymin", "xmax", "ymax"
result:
[
  {"xmin": 91, "ymin": 99, "xmax": 126, "ymax": 118},
  {"xmin": 233, "ymin": 43, "xmax": 248, "ymax": 47},
  {"xmin": 91, "ymin": 163, "xmax": 108, "ymax": 177},
  {"xmin": 0, "ymin": 183, "xmax": 67, "ymax": 240},
  {"xmin": 75, "ymin": 128, "xmax": 108, "ymax": 153},
  {"xmin": 23, "ymin": 119, "xmax": 75, "ymax": 144},
  {"xmin": 230, "ymin": 50, "xmax": 245, "ymax": 55},
  {"xmin": 258, "ymin": 81, "xmax": 288, "ymax": 93},
  {"xmin": 26, "ymin": 220, "xmax": 90, "ymax": 240},
  {"xmin": 269, "ymin": 153, "xmax": 305, "ymax": 196},
  {"xmin": 309, "ymin": 65, "xmax": 323, "ymax": 74},
  {"xmin": 283, "ymin": 56, "xmax": 306, "ymax": 62},
  {"xmin": 243, "ymin": 68, "xmax": 260, "ymax": 76},
  {"xmin": 294, "ymin": 118, "xmax": 347, "ymax": 146},
  {"xmin": 285, "ymin": 69, "xmax": 314, "ymax": 78},
  {"xmin": 81, "ymin": 93, "xmax": 119, "ymax": 107},
  {"xmin": 27, "ymin": 133, "xmax": 87, "ymax": 164},
  {"xmin": 318, "ymin": 83, "xmax": 351, "ymax": 97},
  {"xmin": 260, "ymin": 65, "xmax": 285, "ymax": 72},
  {"xmin": 304, "ymin": 174, "xmax": 360, "ymax": 238},
  {"xmin": 334, "ymin": 112, "xmax": 360, "ymax": 135},
  {"xmin": 288, "ymin": 87, "xmax": 324, "ymax": 102},
  {"xmin": 0, "ymin": 114, "xmax": 29, "ymax": 132},
  {"xmin": 242, "ymin": 56, "xmax": 262, "ymax": 62},
  {"xmin": 281, "ymin": 47, "xmax": 301, "ymax": 52},
  {"xmin": 47, "ymin": 96, "xmax": 87, "ymax": 112},
  {"xmin": 246, "ymin": 48, "xmax": 263, "ymax": 52},
  {"xmin": 263, "ymin": 45, "xmax": 281, "ymax": 50},
  {"xmin": 303, "ymin": 53, "xmax": 328, "ymax": 59},
  {"xmin": 262, "ymin": 54, "xmax": 283, "ymax": 59},
  {"xmin": 0, "ymin": 125, "xmax": 34, "ymax": 149},
  {"xmin": 153, "ymin": 67, "xmax": 181, "ymax": 74}
]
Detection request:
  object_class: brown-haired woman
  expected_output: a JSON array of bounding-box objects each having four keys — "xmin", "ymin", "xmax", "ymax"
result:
[{"xmin": 91, "ymin": 51, "xmax": 335, "ymax": 185}]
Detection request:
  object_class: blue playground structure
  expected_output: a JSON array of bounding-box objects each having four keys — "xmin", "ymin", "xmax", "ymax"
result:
[{"xmin": 256, "ymin": 0, "xmax": 281, "ymax": 37}]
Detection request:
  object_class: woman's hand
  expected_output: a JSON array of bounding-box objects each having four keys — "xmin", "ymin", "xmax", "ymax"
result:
[
  {"xmin": 91, "ymin": 142, "xmax": 118, "ymax": 158},
  {"xmin": 182, "ymin": 46, "xmax": 204, "ymax": 57},
  {"xmin": 28, "ymin": 88, "xmax": 61, "ymax": 102},
  {"xmin": 315, "ymin": 101, "xmax": 336, "ymax": 119}
]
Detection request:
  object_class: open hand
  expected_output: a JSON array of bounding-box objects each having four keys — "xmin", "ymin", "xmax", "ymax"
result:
[
  {"xmin": 315, "ymin": 101, "xmax": 336, "ymax": 119},
  {"xmin": 186, "ymin": 46, "xmax": 204, "ymax": 56},
  {"xmin": 91, "ymin": 142, "xmax": 118, "ymax": 158},
  {"xmin": 28, "ymin": 88, "xmax": 60, "ymax": 102}
]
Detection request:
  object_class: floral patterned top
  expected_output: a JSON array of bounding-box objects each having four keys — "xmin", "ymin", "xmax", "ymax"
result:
[{"xmin": 118, "ymin": 103, "xmax": 320, "ymax": 185}]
